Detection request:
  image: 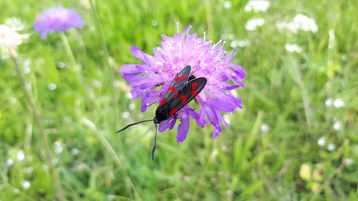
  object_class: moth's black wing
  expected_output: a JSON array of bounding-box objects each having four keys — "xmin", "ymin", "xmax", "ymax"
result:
[
  {"xmin": 158, "ymin": 65, "xmax": 191, "ymax": 108},
  {"xmin": 166, "ymin": 77, "xmax": 207, "ymax": 116}
]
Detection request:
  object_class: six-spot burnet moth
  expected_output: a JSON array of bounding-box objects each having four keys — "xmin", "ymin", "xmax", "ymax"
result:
[{"xmin": 116, "ymin": 65, "xmax": 207, "ymax": 160}]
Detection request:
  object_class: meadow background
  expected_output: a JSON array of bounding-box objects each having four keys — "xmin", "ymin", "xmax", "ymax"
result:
[{"xmin": 1, "ymin": 0, "xmax": 357, "ymax": 200}]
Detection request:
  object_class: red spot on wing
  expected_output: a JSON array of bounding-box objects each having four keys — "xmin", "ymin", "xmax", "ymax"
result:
[
  {"xmin": 174, "ymin": 74, "xmax": 188, "ymax": 82},
  {"xmin": 191, "ymin": 90, "xmax": 198, "ymax": 96},
  {"xmin": 180, "ymin": 95, "xmax": 187, "ymax": 101},
  {"xmin": 168, "ymin": 87, "xmax": 176, "ymax": 92},
  {"xmin": 159, "ymin": 98, "xmax": 166, "ymax": 106},
  {"xmin": 180, "ymin": 95, "xmax": 188, "ymax": 105},
  {"xmin": 169, "ymin": 107, "xmax": 178, "ymax": 115},
  {"xmin": 191, "ymin": 82, "xmax": 198, "ymax": 89},
  {"xmin": 173, "ymin": 92, "xmax": 179, "ymax": 99}
]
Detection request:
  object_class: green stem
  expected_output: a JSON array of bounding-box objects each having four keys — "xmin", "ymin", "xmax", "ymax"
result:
[
  {"xmin": 11, "ymin": 56, "xmax": 67, "ymax": 201},
  {"xmin": 89, "ymin": 0, "xmax": 111, "ymax": 66},
  {"xmin": 60, "ymin": 32, "xmax": 83, "ymax": 85},
  {"xmin": 204, "ymin": 0, "xmax": 213, "ymax": 39},
  {"xmin": 94, "ymin": 130, "xmax": 142, "ymax": 200},
  {"xmin": 292, "ymin": 62, "xmax": 314, "ymax": 129}
]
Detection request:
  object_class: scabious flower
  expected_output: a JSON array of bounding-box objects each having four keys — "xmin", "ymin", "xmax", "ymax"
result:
[
  {"xmin": 119, "ymin": 26, "xmax": 246, "ymax": 142},
  {"xmin": 33, "ymin": 7, "xmax": 84, "ymax": 39}
]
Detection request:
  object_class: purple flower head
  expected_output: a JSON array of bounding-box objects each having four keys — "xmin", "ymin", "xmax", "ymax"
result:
[
  {"xmin": 120, "ymin": 26, "xmax": 246, "ymax": 142},
  {"xmin": 33, "ymin": 7, "xmax": 84, "ymax": 39}
]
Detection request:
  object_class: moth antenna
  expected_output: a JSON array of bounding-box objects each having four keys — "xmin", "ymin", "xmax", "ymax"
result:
[
  {"xmin": 116, "ymin": 119, "xmax": 154, "ymax": 133},
  {"xmin": 152, "ymin": 124, "xmax": 158, "ymax": 160}
]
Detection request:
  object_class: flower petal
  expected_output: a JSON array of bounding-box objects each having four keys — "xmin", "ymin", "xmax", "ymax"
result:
[
  {"xmin": 122, "ymin": 73, "xmax": 141, "ymax": 82},
  {"xmin": 229, "ymin": 64, "xmax": 246, "ymax": 81},
  {"xmin": 177, "ymin": 112, "xmax": 190, "ymax": 142},
  {"xmin": 141, "ymin": 90, "xmax": 160, "ymax": 112},
  {"xmin": 212, "ymin": 124, "xmax": 222, "ymax": 138},
  {"xmin": 168, "ymin": 116, "xmax": 177, "ymax": 130},
  {"xmin": 119, "ymin": 64, "xmax": 140, "ymax": 74},
  {"xmin": 158, "ymin": 119, "xmax": 170, "ymax": 132},
  {"xmin": 225, "ymin": 83, "xmax": 245, "ymax": 90},
  {"xmin": 187, "ymin": 108, "xmax": 205, "ymax": 128},
  {"xmin": 130, "ymin": 87, "xmax": 144, "ymax": 99},
  {"xmin": 130, "ymin": 46, "xmax": 146, "ymax": 61}
]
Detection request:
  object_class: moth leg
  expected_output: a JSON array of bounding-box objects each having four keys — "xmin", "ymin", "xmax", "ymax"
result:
[{"xmin": 194, "ymin": 98, "xmax": 198, "ymax": 104}]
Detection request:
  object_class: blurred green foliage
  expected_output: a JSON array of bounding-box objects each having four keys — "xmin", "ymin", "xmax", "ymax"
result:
[{"xmin": 0, "ymin": 0, "xmax": 357, "ymax": 200}]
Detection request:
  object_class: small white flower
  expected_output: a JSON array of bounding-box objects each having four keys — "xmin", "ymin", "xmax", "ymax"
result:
[
  {"xmin": 260, "ymin": 123, "xmax": 270, "ymax": 133},
  {"xmin": 325, "ymin": 98, "xmax": 333, "ymax": 107},
  {"xmin": 244, "ymin": 0, "xmax": 270, "ymax": 12},
  {"xmin": 42, "ymin": 164, "xmax": 49, "ymax": 171},
  {"xmin": 52, "ymin": 158, "xmax": 59, "ymax": 165},
  {"xmin": 107, "ymin": 195, "xmax": 117, "ymax": 201},
  {"xmin": 57, "ymin": 62, "xmax": 66, "ymax": 69},
  {"xmin": 151, "ymin": 20, "xmax": 158, "ymax": 27},
  {"xmin": 317, "ymin": 137, "xmax": 326, "ymax": 147},
  {"xmin": 230, "ymin": 40, "xmax": 249, "ymax": 48},
  {"xmin": 0, "ymin": 24, "xmax": 29, "ymax": 56},
  {"xmin": 327, "ymin": 143, "xmax": 336, "ymax": 152},
  {"xmin": 227, "ymin": 33, "xmax": 235, "ymax": 40},
  {"xmin": 92, "ymin": 80, "xmax": 102, "ymax": 88},
  {"xmin": 23, "ymin": 66, "xmax": 31, "ymax": 74},
  {"xmin": 221, "ymin": 145, "xmax": 228, "ymax": 152},
  {"xmin": 237, "ymin": 40, "xmax": 249, "ymax": 47},
  {"xmin": 183, "ymin": 176, "xmax": 191, "ymax": 182},
  {"xmin": 129, "ymin": 103, "xmax": 135, "ymax": 111},
  {"xmin": 288, "ymin": 14, "xmax": 318, "ymax": 33},
  {"xmin": 333, "ymin": 121, "xmax": 342, "ymax": 131},
  {"xmin": 5, "ymin": 17, "xmax": 26, "ymax": 31},
  {"xmin": 277, "ymin": 14, "xmax": 318, "ymax": 33},
  {"xmin": 245, "ymin": 18, "xmax": 265, "ymax": 31},
  {"xmin": 25, "ymin": 167, "xmax": 34, "ymax": 174},
  {"xmin": 126, "ymin": 93, "xmax": 132, "ymax": 99},
  {"xmin": 54, "ymin": 141, "xmax": 64, "ymax": 154},
  {"xmin": 70, "ymin": 148, "xmax": 80, "ymax": 156},
  {"xmin": 230, "ymin": 40, "xmax": 239, "ymax": 48},
  {"xmin": 16, "ymin": 150, "xmax": 25, "ymax": 161},
  {"xmin": 211, "ymin": 149, "xmax": 218, "ymax": 158},
  {"xmin": 276, "ymin": 21, "xmax": 289, "ymax": 30},
  {"xmin": 231, "ymin": 90, "xmax": 238, "ymax": 97},
  {"xmin": 223, "ymin": 114, "xmax": 231, "ymax": 124},
  {"xmin": 48, "ymin": 83, "xmax": 57, "ymax": 91},
  {"xmin": 22, "ymin": 180, "xmax": 31, "ymax": 189},
  {"xmin": 6, "ymin": 158, "xmax": 14, "ymax": 166},
  {"xmin": 343, "ymin": 158, "xmax": 354, "ymax": 166},
  {"xmin": 285, "ymin": 43, "xmax": 302, "ymax": 53},
  {"xmin": 80, "ymin": 0, "xmax": 91, "ymax": 9},
  {"xmin": 223, "ymin": 1, "xmax": 232, "ymax": 9},
  {"xmin": 333, "ymin": 98, "xmax": 345, "ymax": 108},
  {"xmin": 122, "ymin": 112, "xmax": 130, "ymax": 118},
  {"xmin": 9, "ymin": 97, "xmax": 17, "ymax": 104},
  {"xmin": 13, "ymin": 188, "xmax": 20, "ymax": 194}
]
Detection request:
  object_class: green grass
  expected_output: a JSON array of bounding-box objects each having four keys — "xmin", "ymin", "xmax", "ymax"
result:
[{"xmin": 1, "ymin": 0, "xmax": 358, "ymax": 200}]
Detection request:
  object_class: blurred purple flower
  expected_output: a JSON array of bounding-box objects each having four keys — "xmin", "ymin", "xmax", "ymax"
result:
[
  {"xmin": 120, "ymin": 26, "xmax": 246, "ymax": 142},
  {"xmin": 33, "ymin": 7, "xmax": 84, "ymax": 39}
]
